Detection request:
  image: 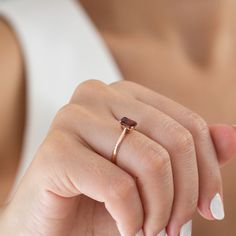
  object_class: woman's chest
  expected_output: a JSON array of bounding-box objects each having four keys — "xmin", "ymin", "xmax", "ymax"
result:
[{"xmin": 104, "ymin": 34, "xmax": 236, "ymax": 124}]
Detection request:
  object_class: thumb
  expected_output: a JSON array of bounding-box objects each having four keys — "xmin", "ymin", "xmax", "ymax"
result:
[{"xmin": 209, "ymin": 124, "xmax": 236, "ymax": 167}]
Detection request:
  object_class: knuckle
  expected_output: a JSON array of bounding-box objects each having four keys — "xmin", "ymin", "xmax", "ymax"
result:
[
  {"xmin": 54, "ymin": 104, "xmax": 78, "ymax": 126},
  {"xmin": 107, "ymin": 175, "xmax": 137, "ymax": 202},
  {"xmin": 76, "ymin": 79, "xmax": 106, "ymax": 92},
  {"xmin": 57, "ymin": 103, "xmax": 76, "ymax": 116},
  {"xmin": 140, "ymin": 141, "xmax": 170, "ymax": 173},
  {"xmin": 188, "ymin": 112, "xmax": 208, "ymax": 135},
  {"xmin": 110, "ymin": 80, "xmax": 135, "ymax": 88},
  {"xmin": 110, "ymin": 80, "xmax": 139, "ymax": 98},
  {"xmin": 72, "ymin": 79, "xmax": 108, "ymax": 101}
]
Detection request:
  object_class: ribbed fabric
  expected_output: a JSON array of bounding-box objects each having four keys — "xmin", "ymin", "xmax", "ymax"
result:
[{"xmin": 0, "ymin": 0, "xmax": 122, "ymax": 196}]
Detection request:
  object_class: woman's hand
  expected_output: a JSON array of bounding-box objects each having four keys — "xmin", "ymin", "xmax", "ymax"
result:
[{"xmin": 1, "ymin": 80, "xmax": 236, "ymax": 236}]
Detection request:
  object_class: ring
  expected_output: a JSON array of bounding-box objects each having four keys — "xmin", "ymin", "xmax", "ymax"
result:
[{"xmin": 111, "ymin": 117, "xmax": 137, "ymax": 164}]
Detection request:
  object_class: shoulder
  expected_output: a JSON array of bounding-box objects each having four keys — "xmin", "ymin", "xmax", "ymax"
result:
[
  {"xmin": 0, "ymin": 18, "xmax": 25, "ymax": 203},
  {"xmin": 0, "ymin": 18, "xmax": 23, "ymax": 82},
  {"xmin": 0, "ymin": 18, "xmax": 25, "ymax": 135},
  {"xmin": 0, "ymin": 18, "xmax": 25, "ymax": 152}
]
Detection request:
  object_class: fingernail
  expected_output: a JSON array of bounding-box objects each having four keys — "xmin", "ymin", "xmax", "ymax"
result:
[
  {"xmin": 210, "ymin": 193, "xmax": 225, "ymax": 220},
  {"xmin": 136, "ymin": 229, "xmax": 144, "ymax": 236},
  {"xmin": 157, "ymin": 228, "xmax": 166, "ymax": 236},
  {"xmin": 180, "ymin": 220, "xmax": 192, "ymax": 236}
]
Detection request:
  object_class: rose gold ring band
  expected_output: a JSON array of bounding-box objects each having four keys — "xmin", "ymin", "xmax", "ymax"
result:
[{"xmin": 111, "ymin": 117, "xmax": 137, "ymax": 164}]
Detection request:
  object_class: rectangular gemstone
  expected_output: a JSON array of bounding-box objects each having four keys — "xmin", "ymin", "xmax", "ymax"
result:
[{"xmin": 120, "ymin": 117, "xmax": 137, "ymax": 129}]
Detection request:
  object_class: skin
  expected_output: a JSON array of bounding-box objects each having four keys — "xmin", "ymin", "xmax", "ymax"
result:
[
  {"xmin": 0, "ymin": 0, "xmax": 236, "ymax": 236},
  {"xmin": 0, "ymin": 19, "xmax": 25, "ymax": 205},
  {"xmin": 80, "ymin": 0, "xmax": 236, "ymax": 235},
  {"xmin": 0, "ymin": 79, "xmax": 236, "ymax": 236}
]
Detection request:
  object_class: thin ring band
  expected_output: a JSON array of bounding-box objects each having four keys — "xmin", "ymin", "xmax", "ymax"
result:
[
  {"xmin": 111, "ymin": 117, "xmax": 137, "ymax": 164},
  {"xmin": 111, "ymin": 128, "xmax": 129, "ymax": 164}
]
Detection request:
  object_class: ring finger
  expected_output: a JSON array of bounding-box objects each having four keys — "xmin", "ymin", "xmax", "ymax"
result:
[{"xmin": 109, "ymin": 95, "xmax": 199, "ymax": 236}]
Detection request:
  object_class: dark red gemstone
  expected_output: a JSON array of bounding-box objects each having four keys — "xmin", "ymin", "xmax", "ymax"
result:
[{"xmin": 120, "ymin": 117, "xmax": 137, "ymax": 129}]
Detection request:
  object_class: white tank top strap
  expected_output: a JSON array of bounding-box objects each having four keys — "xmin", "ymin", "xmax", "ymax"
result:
[{"xmin": 0, "ymin": 0, "xmax": 122, "ymax": 195}]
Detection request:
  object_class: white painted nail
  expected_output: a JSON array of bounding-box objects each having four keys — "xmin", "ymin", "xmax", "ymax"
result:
[
  {"xmin": 180, "ymin": 220, "xmax": 192, "ymax": 236},
  {"xmin": 157, "ymin": 228, "xmax": 166, "ymax": 236},
  {"xmin": 136, "ymin": 228, "xmax": 144, "ymax": 236},
  {"xmin": 210, "ymin": 193, "xmax": 225, "ymax": 220}
]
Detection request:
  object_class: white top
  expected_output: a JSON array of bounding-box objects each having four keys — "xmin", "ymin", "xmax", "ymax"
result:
[{"xmin": 0, "ymin": 0, "xmax": 122, "ymax": 195}]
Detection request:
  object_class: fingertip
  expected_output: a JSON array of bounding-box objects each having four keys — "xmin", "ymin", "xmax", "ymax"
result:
[
  {"xmin": 197, "ymin": 203, "xmax": 215, "ymax": 221},
  {"xmin": 167, "ymin": 220, "xmax": 192, "ymax": 236},
  {"xmin": 198, "ymin": 192, "xmax": 225, "ymax": 221},
  {"xmin": 180, "ymin": 220, "xmax": 192, "ymax": 236},
  {"xmin": 135, "ymin": 229, "xmax": 144, "ymax": 236},
  {"xmin": 166, "ymin": 223, "xmax": 179, "ymax": 236},
  {"xmin": 209, "ymin": 124, "xmax": 236, "ymax": 166}
]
